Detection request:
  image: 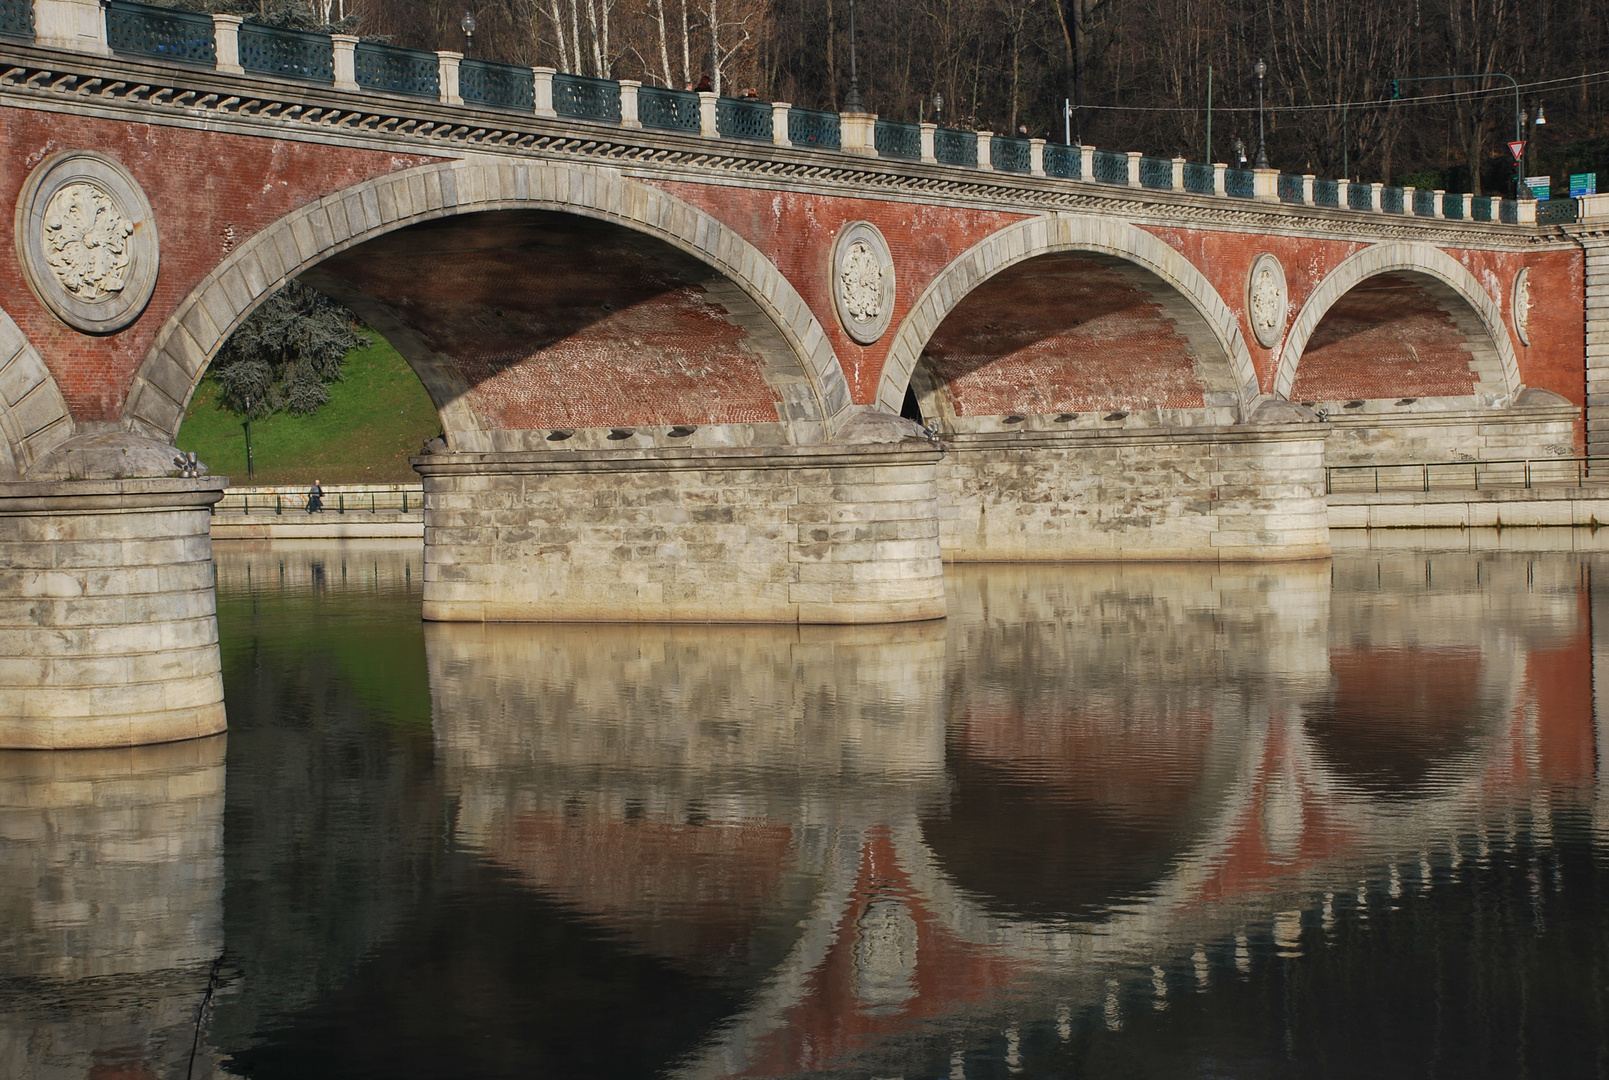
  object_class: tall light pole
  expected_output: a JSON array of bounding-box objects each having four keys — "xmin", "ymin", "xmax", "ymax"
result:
[
  {"xmin": 460, "ymin": 11, "xmax": 476, "ymax": 59},
  {"xmin": 842, "ymin": 0, "xmax": 865, "ymax": 112},
  {"xmin": 1253, "ymin": 58, "xmax": 1269, "ymax": 168}
]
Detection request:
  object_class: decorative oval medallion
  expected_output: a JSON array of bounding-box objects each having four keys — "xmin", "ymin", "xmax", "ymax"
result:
[
  {"xmin": 831, "ymin": 221, "xmax": 895, "ymax": 345},
  {"xmin": 1244, "ymin": 253, "xmax": 1288, "ymax": 349},
  {"xmin": 15, "ymin": 151, "xmax": 159, "ymax": 334},
  {"xmin": 1511, "ymin": 267, "xmax": 1532, "ymax": 346}
]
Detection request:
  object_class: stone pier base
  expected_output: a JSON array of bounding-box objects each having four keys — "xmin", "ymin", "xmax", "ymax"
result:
[
  {"xmin": 936, "ymin": 421, "xmax": 1332, "ymax": 562},
  {"xmin": 414, "ymin": 440, "xmax": 947, "ymax": 624},
  {"xmin": 0, "ymin": 477, "xmax": 228, "ymax": 749}
]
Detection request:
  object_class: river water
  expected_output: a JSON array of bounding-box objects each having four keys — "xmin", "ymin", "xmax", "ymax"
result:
[{"xmin": 4, "ymin": 539, "xmax": 1609, "ymax": 1079}]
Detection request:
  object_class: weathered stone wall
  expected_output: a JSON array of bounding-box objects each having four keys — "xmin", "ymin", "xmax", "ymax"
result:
[
  {"xmin": 934, "ymin": 421, "xmax": 1331, "ymax": 562},
  {"xmin": 1320, "ymin": 402, "xmax": 1578, "ymax": 468},
  {"xmin": 416, "ymin": 439, "xmax": 946, "ymax": 624},
  {"xmin": 0, "ymin": 477, "xmax": 227, "ymax": 749}
]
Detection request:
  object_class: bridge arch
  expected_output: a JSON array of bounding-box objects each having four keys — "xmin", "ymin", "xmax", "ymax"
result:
[
  {"xmin": 124, "ymin": 158, "xmax": 854, "ymax": 445},
  {"xmin": 1273, "ymin": 241, "xmax": 1523, "ymax": 403},
  {"xmin": 874, "ymin": 214, "xmax": 1260, "ymax": 418},
  {"xmin": 0, "ymin": 305, "xmax": 73, "ymax": 477}
]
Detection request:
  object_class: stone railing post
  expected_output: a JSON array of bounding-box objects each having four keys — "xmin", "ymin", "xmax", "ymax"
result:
[
  {"xmin": 698, "ymin": 91, "xmax": 718, "ymax": 137},
  {"xmin": 436, "ymin": 52, "xmax": 462, "ymax": 105},
  {"xmin": 33, "ymin": 0, "xmax": 109, "ymax": 55},
  {"xmin": 771, "ymin": 101, "xmax": 791, "ymax": 146},
  {"xmin": 1213, "ymin": 162, "xmax": 1227, "ymax": 196},
  {"xmin": 1080, "ymin": 145, "xmax": 1095, "ymax": 181},
  {"xmin": 1302, "ymin": 173, "xmax": 1316, "ymax": 205},
  {"xmin": 1336, "ymin": 178, "xmax": 1350, "ymax": 208},
  {"xmin": 1516, "ymin": 198, "xmax": 1538, "ymax": 224},
  {"xmin": 976, "ymin": 131, "xmax": 994, "ymax": 171},
  {"xmin": 533, "ymin": 67, "xmax": 556, "ymax": 117},
  {"xmin": 1030, "ymin": 138, "xmax": 1047, "ymax": 177},
  {"xmin": 618, "ymin": 79, "xmax": 641, "ymax": 128},
  {"xmin": 1400, "ymin": 186, "xmax": 1416, "ymax": 216},
  {"xmin": 1432, "ymin": 188, "xmax": 1447, "ymax": 218},
  {"xmin": 919, "ymin": 122, "xmax": 937, "ymax": 164},
  {"xmin": 212, "ymin": 15, "xmax": 243, "ymax": 73},
  {"xmin": 1126, "ymin": 150, "xmax": 1142, "ymax": 187},
  {"xmin": 1363, "ymin": 182, "xmax": 1381, "ymax": 212},
  {"xmin": 1580, "ymin": 193, "xmax": 1609, "ymax": 221},
  {"xmin": 331, "ymin": 34, "xmax": 358, "ymax": 91},
  {"xmin": 1253, "ymin": 167, "xmax": 1279, "ymax": 201},
  {"xmin": 840, "ymin": 112, "xmax": 876, "ymax": 156},
  {"xmin": 1172, "ymin": 157, "xmax": 1186, "ymax": 191},
  {"xmin": 1461, "ymin": 193, "xmax": 1475, "ymax": 219}
]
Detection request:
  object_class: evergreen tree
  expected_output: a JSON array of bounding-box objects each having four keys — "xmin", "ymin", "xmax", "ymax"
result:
[{"xmin": 211, "ymin": 281, "xmax": 367, "ymax": 420}]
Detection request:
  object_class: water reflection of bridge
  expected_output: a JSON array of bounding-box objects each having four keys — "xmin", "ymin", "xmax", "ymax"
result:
[{"xmin": 0, "ymin": 550, "xmax": 1599, "ymax": 1077}]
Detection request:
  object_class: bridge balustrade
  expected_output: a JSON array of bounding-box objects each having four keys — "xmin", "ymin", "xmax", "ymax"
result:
[
  {"xmin": 551, "ymin": 71, "xmax": 621, "ymax": 122},
  {"xmin": 787, "ymin": 105, "xmax": 840, "ymax": 149},
  {"xmin": 991, "ymin": 135, "xmax": 1031, "ymax": 174},
  {"xmin": 1139, "ymin": 156, "xmax": 1173, "ymax": 189},
  {"xmin": 1313, "ymin": 177, "xmax": 1339, "ymax": 207},
  {"xmin": 1348, "ymin": 182, "xmax": 1374, "ymax": 210},
  {"xmin": 637, "ymin": 85, "xmax": 699, "ymax": 132},
  {"xmin": 1442, "ymin": 191, "xmax": 1464, "ymax": 219},
  {"xmin": 1471, "ymin": 196, "xmax": 1494, "ymax": 221},
  {"xmin": 874, "ymin": 119, "xmax": 921, "ymax": 161},
  {"xmin": 238, "ymin": 22, "xmax": 333, "ymax": 85},
  {"xmin": 105, "ymin": 0, "xmax": 215, "ymax": 67},
  {"xmin": 716, "ymin": 95, "xmax": 772, "ymax": 142},
  {"xmin": 459, "ymin": 57, "xmax": 535, "ymax": 113},
  {"xmin": 1538, "ymin": 198, "xmax": 1580, "ymax": 226},
  {"xmin": 0, "ymin": 0, "xmax": 32, "ymax": 41},
  {"xmin": 1224, "ymin": 167, "xmax": 1255, "ymax": 198},
  {"xmin": 1091, "ymin": 149, "xmax": 1128, "ymax": 184},
  {"xmin": 933, "ymin": 126, "xmax": 977, "ymax": 167},
  {"xmin": 354, "ymin": 40, "xmax": 439, "ymax": 99},
  {"xmin": 1277, "ymin": 173, "xmax": 1305, "ymax": 204},
  {"xmin": 1412, "ymin": 187, "xmax": 1436, "ymax": 216},
  {"xmin": 1183, "ymin": 162, "xmax": 1215, "ymax": 195},
  {"xmin": 1499, "ymin": 199, "xmax": 1519, "ymax": 224},
  {"xmin": 1042, "ymin": 142, "xmax": 1080, "ymax": 179},
  {"xmin": 1380, "ymin": 185, "xmax": 1405, "ymax": 213}
]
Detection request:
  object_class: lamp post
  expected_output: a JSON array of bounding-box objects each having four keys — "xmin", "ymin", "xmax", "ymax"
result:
[
  {"xmin": 842, "ymin": 0, "xmax": 865, "ymax": 112},
  {"xmin": 934, "ymin": 92, "xmax": 943, "ymax": 126},
  {"xmin": 1234, "ymin": 137, "xmax": 1246, "ymax": 166},
  {"xmin": 243, "ymin": 396, "xmax": 255, "ymax": 482},
  {"xmin": 460, "ymin": 11, "xmax": 476, "ymax": 59},
  {"xmin": 1253, "ymin": 58, "xmax": 1269, "ymax": 168}
]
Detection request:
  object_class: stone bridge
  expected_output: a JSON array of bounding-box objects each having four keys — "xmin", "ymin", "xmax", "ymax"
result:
[{"xmin": 1, "ymin": 0, "xmax": 1606, "ymax": 746}]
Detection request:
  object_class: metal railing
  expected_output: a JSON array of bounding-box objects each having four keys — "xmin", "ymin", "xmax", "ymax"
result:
[
  {"xmin": 1278, "ymin": 173, "xmax": 1304, "ymax": 204},
  {"xmin": 459, "ymin": 57, "xmax": 534, "ymax": 112},
  {"xmin": 1313, "ymin": 177, "xmax": 1339, "ymax": 207},
  {"xmin": 1442, "ymin": 191, "xmax": 1464, "ymax": 219},
  {"xmin": 1412, "ymin": 187, "xmax": 1436, "ymax": 216},
  {"xmin": 934, "ymin": 126, "xmax": 976, "ymax": 167},
  {"xmin": 1538, "ymin": 198, "xmax": 1580, "ymax": 226},
  {"xmin": 1500, "ymin": 198, "xmax": 1519, "ymax": 224},
  {"xmin": 0, "ymin": 0, "xmax": 33, "ymax": 41},
  {"xmin": 991, "ymin": 135, "xmax": 1030, "ymax": 174},
  {"xmin": 787, "ymin": 105, "xmax": 839, "ymax": 149},
  {"xmin": 1348, "ymin": 182, "xmax": 1374, "ymax": 210},
  {"xmin": 552, "ymin": 71, "xmax": 620, "ymax": 121},
  {"xmin": 239, "ymin": 21, "xmax": 332, "ymax": 84},
  {"xmin": 638, "ymin": 84, "xmax": 698, "ymax": 132},
  {"xmin": 874, "ymin": 118, "xmax": 921, "ymax": 161},
  {"xmin": 1225, "ymin": 167, "xmax": 1255, "ymax": 198},
  {"xmin": 1471, "ymin": 195, "xmax": 1495, "ymax": 222},
  {"xmin": 354, "ymin": 41, "xmax": 438, "ymax": 98},
  {"xmin": 716, "ymin": 95, "xmax": 772, "ymax": 141},
  {"xmin": 105, "ymin": 0, "xmax": 215, "ymax": 66},
  {"xmin": 1326, "ymin": 456, "xmax": 1609, "ymax": 495},
  {"xmin": 213, "ymin": 483, "xmax": 424, "ymax": 516},
  {"xmin": 1183, "ymin": 161, "xmax": 1215, "ymax": 195},
  {"xmin": 1091, "ymin": 149, "xmax": 1128, "ymax": 184},
  {"xmin": 1380, "ymin": 185, "xmax": 1404, "ymax": 213},
  {"xmin": 1139, "ymin": 156, "xmax": 1173, "ymax": 190},
  {"xmin": 1042, "ymin": 141, "xmax": 1079, "ymax": 179}
]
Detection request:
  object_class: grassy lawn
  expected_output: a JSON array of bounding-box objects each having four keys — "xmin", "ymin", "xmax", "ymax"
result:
[{"xmin": 177, "ymin": 332, "xmax": 441, "ymax": 486}]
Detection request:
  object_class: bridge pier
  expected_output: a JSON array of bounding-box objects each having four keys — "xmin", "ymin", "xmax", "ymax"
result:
[
  {"xmin": 0, "ymin": 465, "xmax": 227, "ymax": 750},
  {"xmin": 414, "ymin": 431, "xmax": 947, "ymax": 625}
]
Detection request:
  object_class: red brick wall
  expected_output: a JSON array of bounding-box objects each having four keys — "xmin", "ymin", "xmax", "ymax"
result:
[
  {"xmin": 1290, "ymin": 273, "xmax": 1480, "ymax": 402},
  {"xmin": 0, "ymin": 113, "xmax": 440, "ymax": 422},
  {"xmin": 646, "ymin": 181, "xmax": 1030, "ymax": 404},
  {"xmin": 924, "ymin": 255, "xmax": 1207, "ymax": 414},
  {"xmin": 314, "ymin": 211, "xmax": 781, "ymax": 429}
]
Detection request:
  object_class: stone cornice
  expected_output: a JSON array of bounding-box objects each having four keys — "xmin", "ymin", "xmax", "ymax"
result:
[{"xmin": 0, "ymin": 42, "xmax": 1571, "ymax": 254}]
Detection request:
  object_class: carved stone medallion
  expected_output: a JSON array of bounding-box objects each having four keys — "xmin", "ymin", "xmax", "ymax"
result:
[
  {"xmin": 1245, "ymin": 253, "xmax": 1288, "ymax": 349},
  {"xmin": 1512, "ymin": 267, "xmax": 1532, "ymax": 346},
  {"xmin": 15, "ymin": 152, "xmax": 159, "ymax": 334},
  {"xmin": 831, "ymin": 221, "xmax": 895, "ymax": 344}
]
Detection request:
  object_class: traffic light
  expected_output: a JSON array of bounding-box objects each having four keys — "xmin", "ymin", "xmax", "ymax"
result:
[{"xmin": 1391, "ymin": 79, "xmax": 1400, "ymax": 99}]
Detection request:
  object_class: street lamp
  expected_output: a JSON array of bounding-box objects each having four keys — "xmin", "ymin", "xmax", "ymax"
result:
[
  {"xmin": 933, "ymin": 92, "xmax": 943, "ymax": 125},
  {"xmin": 1253, "ymin": 58, "xmax": 1269, "ymax": 168},
  {"xmin": 460, "ymin": 11, "xmax": 476, "ymax": 59},
  {"xmin": 842, "ymin": 0, "xmax": 865, "ymax": 112},
  {"xmin": 1234, "ymin": 137, "xmax": 1246, "ymax": 166}
]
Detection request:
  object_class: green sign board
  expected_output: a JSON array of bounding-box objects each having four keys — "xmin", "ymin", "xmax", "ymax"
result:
[
  {"xmin": 1525, "ymin": 175, "xmax": 1552, "ymax": 201},
  {"xmin": 1571, "ymin": 172, "xmax": 1598, "ymax": 198}
]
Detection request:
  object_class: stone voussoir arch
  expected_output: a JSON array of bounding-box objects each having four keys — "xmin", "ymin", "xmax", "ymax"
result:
[
  {"xmin": 874, "ymin": 213, "xmax": 1261, "ymax": 415},
  {"xmin": 1272, "ymin": 240, "xmax": 1523, "ymax": 402},
  {"xmin": 124, "ymin": 157, "xmax": 855, "ymax": 443},
  {"xmin": 0, "ymin": 304, "xmax": 74, "ymax": 478}
]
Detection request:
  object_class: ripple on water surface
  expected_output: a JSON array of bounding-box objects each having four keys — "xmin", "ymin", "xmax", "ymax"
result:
[{"xmin": 1, "ymin": 543, "xmax": 1605, "ymax": 1079}]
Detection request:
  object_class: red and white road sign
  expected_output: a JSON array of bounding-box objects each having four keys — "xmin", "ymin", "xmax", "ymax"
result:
[{"xmin": 1509, "ymin": 141, "xmax": 1527, "ymax": 161}]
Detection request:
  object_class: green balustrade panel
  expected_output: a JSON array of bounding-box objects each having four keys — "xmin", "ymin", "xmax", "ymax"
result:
[
  {"xmin": 991, "ymin": 136, "xmax": 1031, "ymax": 174},
  {"xmin": 1092, "ymin": 149, "xmax": 1128, "ymax": 184},
  {"xmin": 1278, "ymin": 173, "xmax": 1304, "ymax": 203},
  {"xmin": 239, "ymin": 22, "xmax": 334, "ymax": 84},
  {"xmin": 1042, "ymin": 142, "xmax": 1079, "ymax": 179},
  {"xmin": 106, "ymin": 0, "xmax": 217, "ymax": 67},
  {"xmin": 638, "ymin": 85, "xmax": 699, "ymax": 132},
  {"xmin": 787, "ymin": 106, "xmax": 840, "ymax": 150},
  {"xmin": 1140, "ymin": 156, "xmax": 1173, "ymax": 190},
  {"xmin": 716, "ymin": 96, "xmax": 772, "ymax": 142},
  {"xmin": 1183, "ymin": 162, "xmax": 1215, "ymax": 194},
  {"xmin": 934, "ymin": 126, "xmax": 977, "ymax": 167},
  {"xmin": 1313, "ymin": 177, "xmax": 1339, "ymax": 207},
  {"xmin": 875, "ymin": 120, "xmax": 921, "ymax": 161},
  {"xmin": 1224, "ymin": 167, "xmax": 1255, "ymax": 198},
  {"xmin": 1538, "ymin": 198, "xmax": 1579, "ymax": 225},
  {"xmin": 460, "ymin": 58, "xmax": 534, "ymax": 112},
  {"xmin": 552, "ymin": 72, "xmax": 621, "ymax": 123},
  {"xmin": 0, "ymin": 0, "xmax": 34, "ymax": 41},
  {"xmin": 354, "ymin": 41, "xmax": 439, "ymax": 99}
]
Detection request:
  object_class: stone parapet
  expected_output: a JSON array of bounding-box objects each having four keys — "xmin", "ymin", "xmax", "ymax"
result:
[
  {"xmin": 413, "ymin": 441, "xmax": 947, "ymax": 624},
  {"xmin": 0, "ymin": 476, "xmax": 228, "ymax": 749},
  {"xmin": 935, "ymin": 423, "xmax": 1332, "ymax": 562},
  {"xmin": 1318, "ymin": 400, "xmax": 1578, "ymax": 468}
]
